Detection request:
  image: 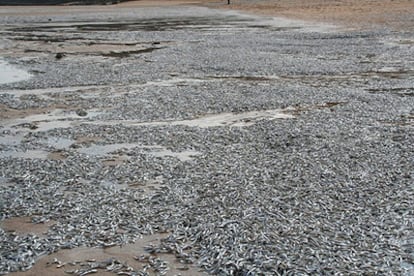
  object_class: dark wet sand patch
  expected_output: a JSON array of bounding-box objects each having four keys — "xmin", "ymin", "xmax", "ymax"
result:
[
  {"xmin": 1, "ymin": 217, "xmax": 55, "ymax": 237},
  {"xmin": 47, "ymin": 150, "xmax": 68, "ymax": 160},
  {"xmin": 0, "ymin": 104, "xmax": 70, "ymax": 120},
  {"xmin": 8, "ymin": 233, "xmax": 203, "ymax": 276},
  {"xmin": 101, "ymin": 47, "xmax": 164, "ymax": 58}
]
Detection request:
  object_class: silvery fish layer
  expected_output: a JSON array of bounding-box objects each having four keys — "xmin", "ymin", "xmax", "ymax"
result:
[{"xmin": 0, "ymin": 4, "xmax": 413, "ymax": 276}]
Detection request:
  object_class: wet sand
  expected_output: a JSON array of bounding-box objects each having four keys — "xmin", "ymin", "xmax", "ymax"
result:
[
  {"xmin": 9, "ymin": 233, "xmax": 201, "ymax": 276},
  {"xmin": 1, "ymin": 217, "xmax": 55, "ymax": 238}
]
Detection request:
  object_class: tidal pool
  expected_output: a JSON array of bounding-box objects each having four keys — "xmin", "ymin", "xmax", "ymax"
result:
[{"xmin": 0, "ymin": 59, "xmax": 31, "ymax": 85}]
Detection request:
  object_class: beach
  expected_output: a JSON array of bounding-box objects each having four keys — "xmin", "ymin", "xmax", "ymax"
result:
[{"xmin": 0, "ymin": 1, "xmax": 413, "ymax": 275}]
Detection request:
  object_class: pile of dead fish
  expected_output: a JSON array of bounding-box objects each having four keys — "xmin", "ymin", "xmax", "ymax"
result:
[
  {"xmin": 1, "ymin": 120, "xmax": 413, "ymax": 275},
  {"xmin": 47, "ymin": 256, "xmax": 168, "ymax": 276},
  {"xmin": 1, "ymin": 5, "xmax": 414, "ymax": 275}
]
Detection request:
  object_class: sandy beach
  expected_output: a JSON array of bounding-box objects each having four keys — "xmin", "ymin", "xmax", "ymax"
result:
[{"xmin": 0, "ymin": 0, "xmax": 413, "ymax": 275}]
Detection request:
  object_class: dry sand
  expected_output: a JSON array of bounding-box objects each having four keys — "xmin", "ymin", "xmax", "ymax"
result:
[
  {"xmin": 215, "ymin": 0, "xmax": 414, "ymax": 29},
  {"xmin": 119, "ymin": 0, "xmax": 414, "ymax": 29}
]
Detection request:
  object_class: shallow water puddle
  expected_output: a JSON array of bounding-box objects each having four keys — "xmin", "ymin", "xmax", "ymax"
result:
[
  {"xmin": 1, "ymin": 85, "xmax": 109, "ymax": 97},
  {"xmin": 90, "ymin": 109, "xmax": 294, "ymax": 128},
  {"xmin": 142, "ymin": 77, "xmax": 206, "ymax": 87},
  {"xmin": 3, "ymin": 108, "xmax": 103, "ymax": 132},
  {"xmin": 0, "ymin": 149, "xmax": 49, "ymax": 159},
  {"xmin": 0, "ymin": 59, "xmax": 31, "ymax": 85},
  {"xmin": 78, "ymin": 143, "xmax": 201, "ymax": 162},
  {"xmin": 78, "ymin": 143, "xmax": 138, "ymax": 156},
  {"xmin": 46, "ymin": 137, "xmax": 74, "ymax": 149},
  {"xmin": 32, "ymin": 120, "xmax": 76, "ymax": 132},
  {"xmin": 402, "ymin": 262, "xmax": 414, "ymax": 276},
  {"xmin": 172, "ymin": 109, "xmax": 293, "ymax": 127},
  {"xmin": 0, "ymin": 132, "xmax": 74, "ymax": 159},
  {"xmin": 20, "ymin": 109, "xmax": 101, "ymax": 122},
  {"xmin": 0, "ymin": 132, "xmax": 25, "ymax": 146}
]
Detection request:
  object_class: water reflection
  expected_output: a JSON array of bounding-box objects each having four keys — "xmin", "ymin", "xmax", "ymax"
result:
[{"xmin": 0, "ymin": 59, "xmax": 31, "ymax": 85}]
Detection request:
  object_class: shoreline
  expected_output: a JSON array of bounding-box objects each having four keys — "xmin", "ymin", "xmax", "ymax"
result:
[{"xmin": 0, "ymin": 0, "xmax": 413, "ymax": 29}]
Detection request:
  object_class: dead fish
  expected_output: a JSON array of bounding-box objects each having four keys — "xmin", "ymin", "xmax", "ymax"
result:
[{"xmin": 79, "ymin": 269, "xmax": 98, "ymax": 276}]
